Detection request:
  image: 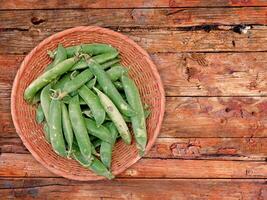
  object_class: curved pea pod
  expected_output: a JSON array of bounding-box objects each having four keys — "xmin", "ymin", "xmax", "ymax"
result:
[
  {"xmin": 81, "ymin": 43, "xmax": 117, "ymax": 56},
  {"xmin": 24, "ymin": 57, "xmax": 79, "ymax": 102},
  {"xmin": 48, "ymin": 99, "xmax": 67, "ymax": 157},
  {"xmin": 61, "ymin": 103, "xmax": 74, "ymax": 157},
  {"xmin": 58, "ymin": 68, "xmax": 93, "ymax": 98},
  {"xmin": 71, "ymin": 51, "xmax": 119, "ymax": 71},
  {"xmin": 106, "ymin": 66, "xmax": 128, "ymax": 81},
  {"xmin": 43, "ymin": 122, "xmax": 50, "ymax": 143},
  {"xmin": 100, "ymin": 122, "xmax": 118, "ymax": 169},
  {"xmin": 101, "ymin": 58, "xmax": 120, "ymax": 70},
  {"xmin": 94, "ymin": 87, "xmax": 131, "ymax": 145},
  {"xmin": 86, "ymin": 78, "xmax": 97, "ymax": 89},
  {"xmin": 121, "ymin": 75, "xmax": 147, "ymax": 156},
  {"xmin": 69, "ymin": 95, "xmax": 92, "ymax": 162},
  {"xmin": 78, "ymin": 85, "xmax": 106, "ymax": 127},
  {"xmin": 72, "ymin": 144, "xmax": 114, "ymax": 179},
  {"xmin": 46, "ymin": 44, "xmax": 67, "ymax": 71},
  {"xmin": 36, "ymin": 104, "xmax": 45, "ymax": 124},
  {"xmin": 40, "ymin": 84, "xmax": 51, "ymax": 121},
  {"xmin": 84, "ymin": 118, "xmax": 113, "ymax": 144},
  {"xmin": 89, "ymin": 61, "xmax": 134, "ymax": 117}
]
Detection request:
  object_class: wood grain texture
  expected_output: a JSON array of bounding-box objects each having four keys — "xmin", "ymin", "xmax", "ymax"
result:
[
  {"xmin": 0, "ymin": 27, "xmax": 266, "ymax": 55},
  {"xmin": 0, "ymin": 153, "xmax": 267, "ymax": 178},
  {"xmin": 0, "ymin": 178, "xmax": 266, "ymax": 200},
  {"xmin": 1, "ymin": 8, "xmax": 266, "ymax": 29},
  {"xmin": 2, "ymin": 137, "xmax": 267, "ymax": 161},
  {"xmin": 1, "ymin": 0, "xmax": 267, "ymax": 9}
]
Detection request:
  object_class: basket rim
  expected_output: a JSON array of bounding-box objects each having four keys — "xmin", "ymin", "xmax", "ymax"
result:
[{"xmin": 11, "ymin": 26, "xmax": 165, "ymax": 181}]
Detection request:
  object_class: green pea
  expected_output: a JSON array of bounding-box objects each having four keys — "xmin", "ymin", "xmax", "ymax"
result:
[
  {"xmin": 69, "ymin": 95, "xmax": 92, "ymax": 162},
  {"xmin": 36, "ymin": 104, "xmax": 45, "ymax": 124},
  {"xmin": 84, "ymin": 118, "xmax": 113, "ymax": 143},
  {"xmin": 78, "ymin": 85, "xmax": 106, "ymax": 127},
  {"xmin": 24, "ymin": 57, "xmax": 79, "ymax": 102},
  {"xmin": 94, "ymin": 87, "xmax": 131, "ymax": 145},
  {"xmin": 48, "ymin": 99, "xmax": 67, "ymax": 157},
  {"xmin": 121, "ymin": 75, "xmax": 147, "ymax": 156},
  {"xmin": 61, "ymin": 103, "xmax": 74, "ymax": 158}
]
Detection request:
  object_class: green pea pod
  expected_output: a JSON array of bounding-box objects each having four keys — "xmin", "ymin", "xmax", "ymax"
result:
[
  {"xmin": 36, "ymin": 104, "xmax": 45, "ymax": 124},
  {"xmin": 100, "ymin": 122, "xmax": 118, "ymax": 169},
  {"xmin": 43, "ymin": 122, "xmax": 50, "ymax": 143},
  {"xmin": 86, "ymin": 78, "xmax": 97, "ymax": 89},
  {"xmin": 24, "ymin": 57, "xmax": 79, "ymax": 102},
  {"xmin": 101, "ymin": 58, "xmax": 120, "ymax": 70},
  {"xmin": 113, "ymin": 81, "xmax": 123, "ymax": 90},
  {"xmin": 48, "ymin": 99, "xmax": 67, "ymax": 157},
  {"xmin": 40, "ymin": 84, "xmax": 51, "ymax": 121},
  {"xmin": 89, "ymin": 61, "xmax": 134, "ymax": 117},
  {"xmin": 121, "ymin": 75, "xmax": 147, "ymax": 156},
  {"xmin": 31, "ymin": 91, "xmax": 41, "ymax": 105},
  {"xmin": 59, "ymin": 68, "xmax": 93, "ymax": 98},
  {"xmin": 46, "ymin": 44, "xmax": 67, "ymax": 71},
  {"xmin": 78, "ymin": 85, "xmax": 106, "ymax": 127},
  {"xmin": 72, "ymin": 144, "xmax": 114, "ymax": 179},
  {"xmin": 69, "ymin": 96, "xmax": 92, "ymax": 162},
  {"xmin": 61, "ymin": 103, "xmax": 74, "ymax": 157},
  {"xmin": 94, "ymin": 87, "xmax": 131, "ymax": 145},
  {"xmin": 106, "ymin": 66, "xmax": 128, "ymax": 81},
  {"xmin": 84, "ymin": 118, "xmax": 113, "ymax": 144},
  {"xmin": 81, "ymin": 43, "xmax": 117, "ymax": 56},
  {"xmin": 53, "ymin": 72, "xmax": 71, "ymax": 91},
  {"xmin": 62, "ymin": 95, "xmax": 87, "ymax": 105},
  {"xmin": 71, "ymin": 51, "xmax": 119, "ymax": 71}
]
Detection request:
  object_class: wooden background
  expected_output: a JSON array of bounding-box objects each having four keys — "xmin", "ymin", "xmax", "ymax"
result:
[{"xmin": 1, "ymin": 0, "xmax": 267, "ymax": 199}]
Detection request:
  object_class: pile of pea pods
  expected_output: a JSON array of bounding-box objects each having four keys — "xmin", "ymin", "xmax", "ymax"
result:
[{"xmin": 24, "ymin": 43, "xmax": 149, "ymax": 179}]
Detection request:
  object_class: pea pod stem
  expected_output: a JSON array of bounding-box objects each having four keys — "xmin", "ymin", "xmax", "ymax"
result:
[{"xmin": 46, "ymin": 44, "xmax": 67, "ymax": 71}]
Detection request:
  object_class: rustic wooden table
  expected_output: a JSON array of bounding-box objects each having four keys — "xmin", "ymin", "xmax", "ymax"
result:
[{"xmin": 1, "ymin": 1, "xmax": 267, "ymax": 199}]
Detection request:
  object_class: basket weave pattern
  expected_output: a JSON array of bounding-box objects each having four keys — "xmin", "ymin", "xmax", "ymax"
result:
[{"xmin": 11, "ymin": 26, "xmax": 165, "ymax": 180}]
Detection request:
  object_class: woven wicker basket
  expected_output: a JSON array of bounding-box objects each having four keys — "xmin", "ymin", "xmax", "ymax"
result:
[{"xmin": 11, "ymin": 26, "xmax": 165, "ymax": 180}]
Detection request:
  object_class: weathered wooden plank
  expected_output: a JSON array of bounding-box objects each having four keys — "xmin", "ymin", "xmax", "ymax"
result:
[
  {"xmin": 0, "ymin": 153, "xmax": 266, "ymax": 178},
  {"xmin": 1, "ymin": 8, "xmax": 267, "ymax": 29},
  {"xmin": 2, "ymin": 137, "xmax": 267, "ymax": 161},
  {"xmin": 0, "ymin": 178, "xmax": 266, "ymax": 200},
  {"xmin": 1, "ymin": 0, "xmax": 267, "ymax": 9},
  {"xmin": 0, "ymin": 27, "xmax": 266, "ymax": 55}
]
